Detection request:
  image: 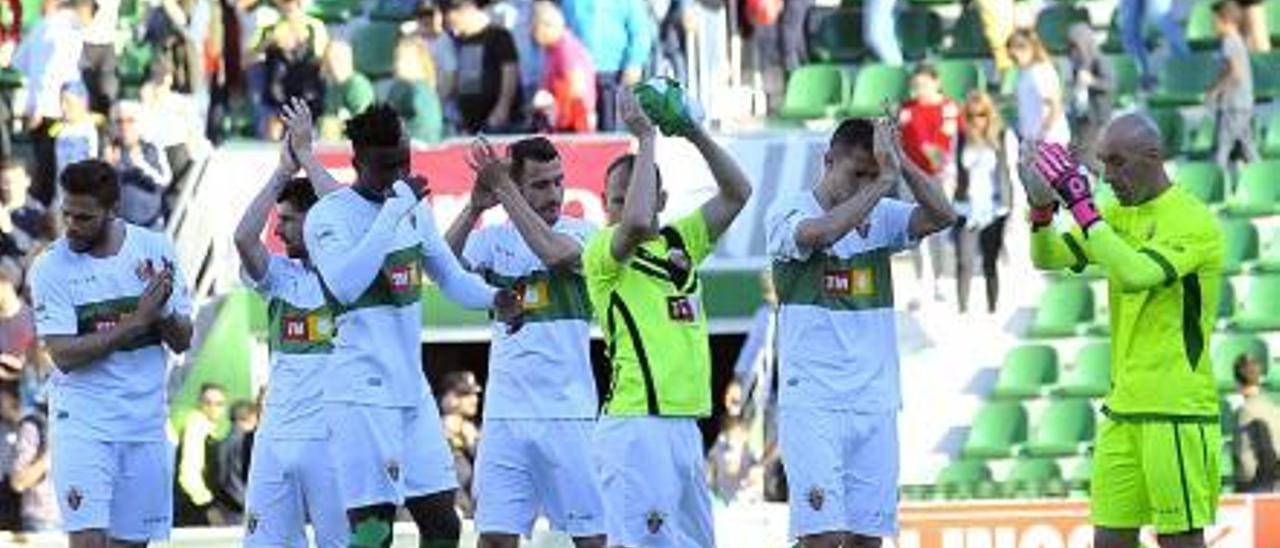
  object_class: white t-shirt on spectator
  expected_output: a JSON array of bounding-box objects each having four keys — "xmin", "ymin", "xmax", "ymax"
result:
[{"xmin": 1016, "ymin": 62, "xmax": 1071, "ymax": 145}]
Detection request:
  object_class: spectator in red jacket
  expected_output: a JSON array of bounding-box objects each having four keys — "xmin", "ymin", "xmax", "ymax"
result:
[
  {"xmin": 898, "ymin": 63, "xmax": 962, "ymax": 177},
  {"xmin": 531, "ymin": 0, "xmax": 596, "ymax": 132}
]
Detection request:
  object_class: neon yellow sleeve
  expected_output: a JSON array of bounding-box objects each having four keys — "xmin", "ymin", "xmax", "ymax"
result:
[
  {"xmin": 1030, "ymin": 226, "xmax": 1092, "ymax": 272},
  {"xmin": 1082, "ymin": 221, "xmax": 1218, "ymax": 291}
]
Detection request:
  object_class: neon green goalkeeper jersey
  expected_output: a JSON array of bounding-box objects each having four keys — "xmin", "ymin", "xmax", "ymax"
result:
[{"xmin": 1032, "ymin": 185, "xmax": 1224, "ymax": 418}]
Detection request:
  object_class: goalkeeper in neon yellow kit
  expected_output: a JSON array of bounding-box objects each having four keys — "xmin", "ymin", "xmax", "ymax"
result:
[{"xmin": 1026, "ymin": 113, "xmax": 1224, "ymax": 548}]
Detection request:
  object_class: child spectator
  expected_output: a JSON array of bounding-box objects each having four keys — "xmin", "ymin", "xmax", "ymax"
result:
[
  {"xmin": 385, "ymin": 36, "xmax": 444, "ymax": 143},
  {"xmin": 319, "ymin": 40, "xmax": 374, "ymax": 141},
  {"xmin": 1208, "ymin": 0, "xmax": 1258, "ymax": 174},
  {"xmin": 1008, "ymin": 28, "xmax": 1070, "ymax": 149},
  {"xmin": 531, "ymin": 0, "xmax": 596, "ymax": 133}
]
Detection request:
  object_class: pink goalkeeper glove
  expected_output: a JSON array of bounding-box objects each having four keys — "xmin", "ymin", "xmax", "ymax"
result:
[{"xmin": 1034, "ymin": 142, "xmax": 1101, "ymax": 231}]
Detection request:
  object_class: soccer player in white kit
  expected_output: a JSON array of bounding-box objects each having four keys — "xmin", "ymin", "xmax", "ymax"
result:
[
  {"xmin": 765, "ymin": 118, "xmax": 956, "ymax": 548},
  {"xmin": 234, "ymin": 100, "xmax": 349, "ymax": 547},
  {"xmin": 29, "ymin": 159, "xmax": 194, "ymax": 547},
  {"xmin": 444, "ymin": 136, "xmax": 605, "ymax": 548},
  {"xmin": 302, "ymin": 104, "xmax": 522, "ymax": 547}
]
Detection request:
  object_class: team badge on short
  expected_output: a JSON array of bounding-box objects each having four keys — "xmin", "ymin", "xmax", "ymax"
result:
[
  {"xmin": 645, "ymin": 510, "xmax": 665, "ymax": 534},
  {"xmin": 246, "ymin": 512, "xmax": 260, "ymax": 534},
  {"xmin": 386, "ymin": 460, "xmax": 400, "ymax": 482},
  {"xmin": 808, "ymin": 486, "xmax": 825, "ymax": 511},
  {"xmin": 66, "ymin": 487, "xmax": 83, "ymax": 511}
]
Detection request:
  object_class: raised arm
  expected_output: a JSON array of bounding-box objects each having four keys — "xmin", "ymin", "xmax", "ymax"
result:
[
  {"xmin": 890, "ymin": 120, "xmax": 962, "ymax": 238},
  {"xmin": 284, "ymin": 97, "xmax": 343, "ymax": 197},
  {"xmin": 37, "ymin": 263, "xmax": 174, "ymax": 371},
  {"xmin": 793, "ymin": 179, "xmax": 892, "ymax": 251},
  {"xmin": 689, "ymin": 125, "xmax": 752, "ymax": 241},
  {"xmin": 413, "ymin": 190, "xmax": 498, "ymax": 310},
  {"xmin": 611, "ymin": 90, "xmax": 660, "ymax": 262},
  {"xmin": 235, "ymin": 149, "xmax": 294, "ymax": 283},
  {"xmin": 304, "ymin": 186, "xmax": 417, "ymax": 304},
  {"xmin": 446, "ymin": 140, "xmax": 503, "ymax": 262}
]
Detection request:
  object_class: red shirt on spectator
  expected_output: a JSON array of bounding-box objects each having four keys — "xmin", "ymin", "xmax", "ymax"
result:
[
  {"xmin": 1, "ymin": 0, "xmax": 21, "ymax": 45},
  {"xmin": 898, "ymin": 97, "xmax": 963, "ymax": 175},
  {"xmin": 541, "ymin": 31, "xmax": 596, "ymax": 133}
]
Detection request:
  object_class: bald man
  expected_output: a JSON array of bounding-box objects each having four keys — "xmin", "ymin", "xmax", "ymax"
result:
[{"xmin": 1025, "ymin": 113, "xmax": 1224, "ymax": 548}]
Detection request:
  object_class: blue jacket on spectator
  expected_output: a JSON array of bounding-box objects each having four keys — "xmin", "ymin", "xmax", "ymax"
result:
[{"xmin": 562, "ymin": 0, "xmax": 654, "ymax": 75}]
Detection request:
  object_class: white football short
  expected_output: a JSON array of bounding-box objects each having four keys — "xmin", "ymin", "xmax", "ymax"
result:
[
  {"xmin": 244, "ymin": 437, "xmax": 349, "ymax": 547},
  {"xmin": 325, "ymin": 399, "xmax": 457, "ymax": 509},
  {"xmin": 51, "ymin": 432, "xmax": 173, "ymax": 541}
]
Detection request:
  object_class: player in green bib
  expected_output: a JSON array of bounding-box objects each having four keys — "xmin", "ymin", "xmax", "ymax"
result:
[
  {"xmin": 1027, "ymin": 113, "xmax": 1224, "ymax": 548},
  {"xmin": 582, "ymin": 90, "xmax": 751, "ymax": 547}
]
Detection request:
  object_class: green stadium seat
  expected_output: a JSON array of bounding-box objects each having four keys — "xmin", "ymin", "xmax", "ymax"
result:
[
  {"xmin": 843, "ymin": 64, "xmax": 908, "ymax": 117},
  {"xmin": 1222, "ymin": 219, "xmax": 1260, "ymax": 275},
  {"xmin": 1185, "ymin": 0, "xmax": 1218, "ymax": 49},
  {"xmin": 1035, "ymin": 5, "xmax": 1091, "ymax": 54},
  {"xmin": 899, "ymin": 8, "xmax": 943, "ymax": 60},
  {"xmin": 1232, "ymin": 276, "xmax": 1280, "ymax": 331},
  {"xmin": 1056, "ymin": 342, "xmax": 1111, "ymax": 398},
  {"xmin": 1269, "ymin": 0, "xmax": 1280, "ymax": 42},
  {"xmin": 993, "ymin": 345, "xmax": 1059, "ymax": 399},
  {"xmin": 352, "ymin": 21, "xmax": 401, "ymax": 79},
  {"xmin": 962, "ymin": 401, "xmax": 1029, "ymax": 458},
  {"xmin": 309, "ymin": 0, "xmax": 360, "ymax": 23},
  {"xmin": 1174, "ymin": 161, "xmax": 1225, "ymax": 205},
  {"xmin": 944, "ymin": 4, "xmax": 991, "ymax": 58},
  {"xmin": 1004, "ymin": 457, "xmax": 1067, "ymax": 498},
  {"xmin": 369, "ymin": 0, "xmax": 415, "ymax": 21},
  {"xmin": 936, "ymin": 460, "xmax": 993, "ymax": 498},
  {"xmin": 809, "ymin": 8, "xmax": 865, "ymax": 63},
  {"xmin": 1024, "ymin": 398, "xmax": 1097, "ymax": 457},
  {"xmin": 1263, "ymin": 116, "xmax": 1280, "ymax": 158},
  {"xmin": 1109, "ymin": 55, "xmax": 1141, "ymax": 107},
  {"xmin": 1150, "ymin": 52, "xmax": 1221, "ymax": 107},
  {"xmin": 779, "ymin": 64, "xmax": 848, "ymax": 121},
  {"xmin": 1213, "ymin": 334, "xmax": 1268, "ymax": 390},
  {"xmin": 1252, "ymin": 53, "xmax": 1280, "ymax": 101},
  {"xmin": 1028, "ymin": 280, "xmax": 1094, "ymax": 338},
  {"xmin": 935, "ymin": 60, "xmax": 984, "ymax": 103},
  {"xmin": 1256, "ymin": 228, "xmax": 1280, "ymax": 273},
  {"xmin": 1184, "ymin": 115, "xmax": 1216, "ymax": 159},
  {"xmin": 1224, "ymin": 161, "xmax": 1280, "ymax": 217},
  {"xmin": 1067, "ymin": 457, "xmax": 1093, "ymax": 494},
  {"xmin": 1220, "ymin": 280, "xmax": 1237, "ymax": 320},
  {"xmin": 1149, "ymin": 109, "xmax": 1186, "ymax": 157}
]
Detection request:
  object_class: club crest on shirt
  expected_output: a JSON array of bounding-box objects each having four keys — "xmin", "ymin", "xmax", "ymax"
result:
[
  {"xmin": 66, "ymin": 486, "xmax": 83, "ymax": 511},
  {"xmin": 386, "ymin": 460, "xmax": 400, "ymax": 482},
  {"xmin": 645, "ymin": 510, "xmax": 665, "ymax": 534},
  {"xmin": 808, "ymin": 486, "xmax": 825, "ymax": 511},
  {"xmin": 135, "ymin": 258, "xmax": 157, "ymax": 282},
  {"xmin": 824, "ymin": 268, "xmax": 875, "ymax": 297}
]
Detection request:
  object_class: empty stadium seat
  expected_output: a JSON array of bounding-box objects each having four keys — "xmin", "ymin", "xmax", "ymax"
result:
[
  {"xmin": 1056, "ymin": 342, "xmax": 1111, "ymax": 398},
  {"xmin": 352, "ymin": 21, "xmax": 401, "ymax": 79},
  {"xmin": 1222, "ymin": 219, "xmax": 1260, "ymax": 275},
  {"xmin": 1232, "ymin": 276, "xmax": 1280, "ymax": 331},
  {"xmin": 1263, "ymin": 117, "xmax": 1280, "ymax": 159},
  {"xmin": 962, "ymin": 401, "xmax": 1029, "ymax": 458},
  {"xmin": 1024, "ymin": 398, "xmax": 1096, "ymax": 457},
  {"xmin": 1035, "ymin": 5, "xmax": 1091, "ymax": 54},
  {"xmin": 1150, "ymin": 52, "xmax": 1221, "ymax": 107},
  {"xmin": 1004, "ymin": 457, "xmax": 1066, "ymax": 498},
  {"xmin": 1174, "ymin": 161, "xmax": 1225, "ymax": 205},
  {"xmin": 779, "ymin": 65, "xmax": 848, "ymax": 121},
  {"xmin": 1269, "ymin": 0, "xmax": 1280, "ymax": 42},
  {"xmin": 1252, "ymin": 52, "xmax": 1280, "ymax": 101},
  {"xmin": 1221, "ymin": 280, "xmax": 1237, "ymax": 320},
  {"xmin": 1109, "ymin": 55, "xmax": 1141, "ymax": 107},
  {"xmin": 944, "ymin": 4, "xmax": 991, "ymax": 58},
  {"xmin": 936, "ymin": 60, "xmax": 984, "ymax": 103},
  {"xmin": 1149, "ymin": 109, "xmax": 1186, "ymax": 158},
  {"xmin": 844, "ymin": 64, "xmax": 908, "ymax": 117},
  {"xmin": 1224, "ymin": 161, "xmax": 1280, "ymax": 217},
  {"xmin": 899, "ymin": 8, "xmax": 943, "ymax": 60},
  {"xmin": 1185, "ymin": 0, "xmax": 1219, "ymax": 49},
  {"xmin": 1255, "ymin": 228, "xmax": 1280, "ymax": 273},
  {"xmin": 808, "ymin": 8, "xmax": 865, "ymax": 63},
  {"xmin": 1067, "ymin": 457, "xmax": 1092, "ymax": 494},
  {"xmin": 1184, "ymin": 115, "xmax": 1216, "ymax": 159},
  {"xmin": 1028, "ymin": 280, "xmax": 1094, "ymax": 338},
  {"xmin": 993, "ymin": 345, "xmax": 1059, "ymax": 399},
  {"xmin": 936, "ymin": 460, "xmax": 994, "ymax": 499},
  {"xmin": 1213, "ymin": 334, "xmax": 1268, "ymax": 390}
]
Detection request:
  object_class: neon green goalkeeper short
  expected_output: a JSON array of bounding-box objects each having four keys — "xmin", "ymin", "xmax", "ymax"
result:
[{"xmin": 1091, "ymin": 416, "xmax": 1221, "ymax": 534}]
